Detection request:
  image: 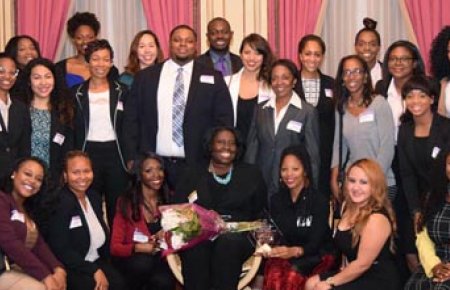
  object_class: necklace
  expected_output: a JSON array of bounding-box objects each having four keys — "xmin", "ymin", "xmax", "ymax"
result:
[
  {"xmin": 209, "ymin": 162, "xmax": 233, "ymax": 185},
  {"xmin": 348, "ymin": 97, "xmax": 364, "ymax": 108}
]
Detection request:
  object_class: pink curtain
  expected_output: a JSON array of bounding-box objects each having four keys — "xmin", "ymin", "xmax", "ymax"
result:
[
  {"xmin": 268, "ymin": 0, "xmax": 322, "ymax": 63},
  {"xmin": 404, "ymin": 0, "xmax": 450, "ymax": 72},
  {"xmin": 16, "ymin": 0, "xmax": 71, "ymax": 61},
  {"xmin": 141, "ymin": 0, "xmax": 194, "ymax": 58}
]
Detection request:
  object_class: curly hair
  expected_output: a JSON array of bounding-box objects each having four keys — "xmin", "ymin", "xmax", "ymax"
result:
[
  {"xmin": 4, "ymin": 35, "xmax": 41, "ymax": 67},
  {"xmin": 23, "ymin": 58, "xmax": 74, "ymax": 127},
  {"xmin": 124, "ymin": 30, "xmax": 163, "ymax": 75},
  {"xmin": 429, "ymin": 26, "xmax": 450, "ymax": 80},
  {"xmin": 240, "ymin": 33, "xmax": 275, "ymax": 83},
  {"xmin": 67, "ymin": 12, "xmax": 100, "ymax": 38},
  {"xmin": 334, "ymin": 55, "xmax": 374, "ymax": 113},
  {"xmin": 344, "ymin": 159, "xmax": 397, "ymax": 249}
]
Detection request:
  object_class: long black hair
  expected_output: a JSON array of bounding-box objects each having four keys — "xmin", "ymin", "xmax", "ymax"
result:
[
  {"xmin": 429, "ymin": 26, "xmax": 450, "ymax": 80},
  {"xmin": 118, "ymin": 152, "xmax": 168, "ymax": 222}
]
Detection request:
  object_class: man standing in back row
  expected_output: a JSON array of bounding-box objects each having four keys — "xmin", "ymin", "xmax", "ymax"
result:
[
  {"xmin": 197, "ymin": 17, "xmax": 242, "ymax": 76},
  {"xmin": 124, "ymin": 25, "xmax": 234, "ymax": 189}
]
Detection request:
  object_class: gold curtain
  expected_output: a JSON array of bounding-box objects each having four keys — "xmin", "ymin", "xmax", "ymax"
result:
[{"xmin": 0, "ymin": 0, "xmax": 14, "ymax": 51}]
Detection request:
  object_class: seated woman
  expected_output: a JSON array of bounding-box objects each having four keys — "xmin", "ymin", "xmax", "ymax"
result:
[
  {"xmin": 305, "ymin": 159, "xmax": 401, "ymax": 290},
  {"xmin": 0, "ymin": 157, "xmax": 66, "ymax": 290},
  {"xmin": 404, "ymin": 147, "xmax": 450, "ymax": 289},
  {"xmin": 110, "ymin": 152, "xmax": 174, "ymax": 290},
  {"xmin": 46, "ymin": 151, "xmax": 126, "ymax": 290},
  {"xmin": 264, "ymin": 145, "xmax": 335, "ymax": 290},
  {"xmin": 173, "ymin": 126, "xmax": 267, "ymax": 290}
]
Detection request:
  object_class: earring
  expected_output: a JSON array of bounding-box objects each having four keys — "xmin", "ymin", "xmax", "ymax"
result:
[{"xmin": 11, "ymin": 175, "xmax": 14, "ymax": 179}]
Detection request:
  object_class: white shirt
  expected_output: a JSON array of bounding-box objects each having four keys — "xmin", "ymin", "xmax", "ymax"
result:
[
  {"xmin": 0, "ymin": 94, "xmax": 12, "ymax": 131},
  {"xmin": 387, "ymin": 79, "xmax": 405, "ymax": 142},
  {"xmin": 79, "ymin": 197, "xmax": 106, "ymax": 262},
  {"xmin": 263, "ymin": 91, "xmax": 303, "ymax": 134},
  {"xmin": 156, "ymin": 59, "xmax": 194, "ymax": 157},
  {"xmin": 370, "ymin": 62, "xmax": 382, "ymax": 88},
  {"xmin": 87, "ymin": 91, "xmax": 116, "ymax": 141}
]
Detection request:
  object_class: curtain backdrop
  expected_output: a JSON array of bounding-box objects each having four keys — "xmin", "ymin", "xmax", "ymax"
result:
[
  {"xmin": 141, "ymin": 0, "xmax": 194, "ymax": 58},
  {"xmin": 16, "ymin": 0, "xmax": 71, "ymax": 60},
  {"xmin": 0, "ymin": 0, "xmax": 14, "ymax": 50},
  {"xmin": 403, "ymin": 0, "xmax": 450, "ymax": 72},
  {"xmin": 267, "ymin": 0, "xmax": 323, "ymax": 62}
]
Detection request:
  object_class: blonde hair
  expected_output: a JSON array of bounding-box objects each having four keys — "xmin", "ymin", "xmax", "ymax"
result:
[{"xmin": 343, "ymin": 159, "xmax": 396, "ymax": 249}]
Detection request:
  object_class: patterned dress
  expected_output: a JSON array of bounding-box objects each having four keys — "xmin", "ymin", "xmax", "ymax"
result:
[
  {"xmin": 30, "ymin": 107, "xmax": 51, "ymax": 166},
  {"xmin": 405, "ymin": 203, "xmax": 450, "ymax": 290}
]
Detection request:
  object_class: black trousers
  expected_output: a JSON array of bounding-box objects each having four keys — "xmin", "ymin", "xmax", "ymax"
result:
[
  {"xmin": 180, "ymin": 232, "xmax": 253, "ymax": 290},
  {"xmin": 113, "ymin": 253, "xmax": 174, "ymax": 290},
  {"xmin": 86, "ymin": 141, "xmax": 130, "ymax": 227},
  {"xmin": 67, "ymin": 258, "xmax": 127, "ymax": 290}
]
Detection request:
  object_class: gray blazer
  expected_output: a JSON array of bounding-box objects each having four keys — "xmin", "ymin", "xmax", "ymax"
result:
[{"xmin": 245, "ymin": 92, "xmax": 320, "ymax": 198}]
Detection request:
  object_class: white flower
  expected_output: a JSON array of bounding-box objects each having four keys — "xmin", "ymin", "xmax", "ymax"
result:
[
  {"xmin": 161, "ymin": 209, "xmax": 182, "ymax": 230},
  {"xmin": 171, "ymin": 233, "xmax": 185, "ymax": 250}
]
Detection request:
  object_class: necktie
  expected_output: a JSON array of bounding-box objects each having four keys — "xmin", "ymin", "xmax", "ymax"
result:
[
  {"xmin": 216, "ymin": 56, "xmax": 228, "ymax": 76},
  {"xmin": 172, "ymin": 67, "xmax": 185, "ymax": 147}
]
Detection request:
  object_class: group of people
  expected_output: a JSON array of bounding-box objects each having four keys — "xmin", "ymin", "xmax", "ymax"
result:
[{"xmin": 0, "ymin": 10, "xmax": 450, "ymax": 290}]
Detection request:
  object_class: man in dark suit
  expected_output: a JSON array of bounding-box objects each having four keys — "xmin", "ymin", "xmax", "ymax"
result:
[
  {"xmin": 124, "ymin": 25, "xmax": 234, "ymax": 189},
  {"xmin": 197, "ymin": 17, "xmax": 242, "ymax": 76}
]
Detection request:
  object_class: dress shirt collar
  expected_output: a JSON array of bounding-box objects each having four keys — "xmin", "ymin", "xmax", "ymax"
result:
[
  {"xmin": 263, "ymin": 91, "xmax": 303, "ymax": 110},
  {"xmin": 166, "ymin": 58, "xmax": 194, "ymax": 75},
  {"xmin": 209, "ymin": 50, "xmax": 231, "ymax": 64}
]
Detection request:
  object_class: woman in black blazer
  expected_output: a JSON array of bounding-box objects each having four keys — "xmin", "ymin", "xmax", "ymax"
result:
[
  {"xmin": 0, "ymin": 53, "xmax": 31, "ymax": 183},
  {"xmin": 294, "ymin": 35, "xmax": 335, "ymax": 198},
  {"xmin": 47, "ymin": 151, "xmax": 126, "ymax": 290},
  {"xmin": 23, "ymin": 58, "xmax": 74, "ymax": 188},
  {"xmin": 398, "ymin": 75, "xmax": 450, "ymax": 223},
  {"xmin": 72, "ymin": 40, "xmax": 129, "ymax": 227}
]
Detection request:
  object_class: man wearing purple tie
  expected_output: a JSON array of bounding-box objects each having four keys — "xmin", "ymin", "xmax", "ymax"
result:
[
  {"xmin": 197, "ymin": 17, "xmax": 242, "ymax": 77},
  {"xmin": 123, "ymin": 25, "xmax": 234, "ymax": 189}
]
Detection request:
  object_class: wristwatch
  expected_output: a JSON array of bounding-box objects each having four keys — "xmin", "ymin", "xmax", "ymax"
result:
[{"xmin": 325, "ymin": 277, "xmax": 335, "ymax": 287}]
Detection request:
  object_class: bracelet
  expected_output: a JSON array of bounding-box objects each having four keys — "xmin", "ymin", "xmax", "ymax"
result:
[{"xmin": 325, "ymin": 277, "xmax": 335, "ymax": 287}]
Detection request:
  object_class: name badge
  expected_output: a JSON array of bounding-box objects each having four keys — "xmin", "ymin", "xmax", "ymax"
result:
[
  {"xmin": 10, "ymin": 210, "xmax": 25, "ymax": 223},
  {"xmin": 188, "ymin": 191, "xmax": 198, "ymax": 203},
  {"xmin": 117, "ymin": 101, "xmax": 124, "ymax": 111},
  {"xmin": 200, "ymin": 75, "xmax": 215, "ymax": 84},
  {"xmin": 431, "ymin": 146, "xmax": 441, "ymax": 159},
  {"xmin": 325, "ymin": 89, "xmax": 333, "ymax": 98},
  {"xmin": 53, "ymin": 133, "xmax": 65, "ymax": 145},
  {"xmin": 0, "ymin": 126, "xmax": 2, "ymax": 132},
  {"xmin": 286, "ymin": 120, "xmax": 303, "ymax": 133},
  {"xmin": 133, "ymin": 229, "xmax": 149, "ymax": 243},
  {"xmin": 359, "ymin": 111, "xmax": 375, "ymax": 123},
  {"xmin": 69, "ymin": 215, "xmax": 82, "ymax": 229},
  {"xmin": 296, "ymin": 215, "xmax": 312, "ymax": 227}
]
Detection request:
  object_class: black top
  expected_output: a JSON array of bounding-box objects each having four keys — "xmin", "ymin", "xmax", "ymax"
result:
[
  {"xmin": 271, "ymin": 186, "xmax": 333, "ymax": 274},
  {"xmin": 174, "ymin": 163, "xmax": 267, "ymax": 221},
  {"xmin": 236, "ymin": 96, "xmax": 257, "ymax": 142},
  {"xmin": 412, "ymin": 136, "xmax": 430, "ymax": 178}
]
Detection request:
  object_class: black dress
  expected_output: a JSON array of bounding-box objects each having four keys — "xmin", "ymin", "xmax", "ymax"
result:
[
  {"xmin": 236, "ymin": 95, "xmax": 258, "ymax": 143},
  {"xmin": 321, "ymin": 211, "xmax": 401, "ymax": 290}
]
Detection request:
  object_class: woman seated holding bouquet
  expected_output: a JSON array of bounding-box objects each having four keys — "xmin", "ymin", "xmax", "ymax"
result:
[
  {"xmin": 110, "ymin": 152, "xmax": 174, "ymax": 290},
  {"xmin": 264, "ymin": 145, "xmax": 335, "ymax": 290},
  {"xmin": 46, "ymin": 151, "xmax": 126, "ymax": 290},
  {"xmin": 173, "ymin": 126, "xmax": 267, "ymax": 290},
  {"xmin": 305, "ymin": 159, "xmax": 401, "ymax": 290},
  {"xmin": 404, "ymin": 147, "xmax": 450, "ymax": 290}
]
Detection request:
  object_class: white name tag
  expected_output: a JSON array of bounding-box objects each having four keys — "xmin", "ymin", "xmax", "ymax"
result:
[
  {"xmin": 325, "ymin": 89, "xmax": 333, "ymax": 98},
  {"xmin": 133, "ymin": 229, "xmax": 149, "ymax": 243},
  {"xmin": 0, "ymin": 126, "xmax": 2, "ymax": 132},
  {"xmin": 52, "ymin": 133, "xmax": 65, "ymax": 145},
  {"xmin": 69, "ymin": 216, "xmax": 82, "ymax": 229},
  {"xmin": 200, "ymin": 75, "xmax": 214, "ymax": 84},
  {"xmin": 296, "ymin": 215, "xmax": 312, "ymax": 227},
  {"xmin": 188, "ymin": 191, "xmax": 198, "ymax": 203},
  {"xmin": 431, "ymin": 146, "xmax": 441, "ymax": 159},
  {"xmin": 117, "ymin": 101, "xmax": 124, "ymax": 111},
  {"xmin": 10, "ymin": 210, "xmax": 25, "ymax": 223},
  {"xmin": 359, "ymin": 112, "xmax": 375, "ymax": 123},
  {"xmin": 286, "ymin": 120, "xmax": 303, "ymax": 133}
]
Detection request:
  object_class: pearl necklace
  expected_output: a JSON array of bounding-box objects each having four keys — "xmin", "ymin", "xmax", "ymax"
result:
[{"xmin": 209, "ymin": 162, "xmax": 233, "ymax": 185}]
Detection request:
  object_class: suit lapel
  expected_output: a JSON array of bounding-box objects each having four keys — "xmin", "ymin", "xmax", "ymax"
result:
[
  {"xmin": 277, "ymin": 105, "xmax": 299, "ymax": 138},
  {"xmin": 109, "ymin": 81, "xmax": 120, "ymax": 127},
  {"xmin": 184, "ymin": 62, "xmax": 201, "ymax": 123},
  {"xmin": 261, "ymin": 105, "xmax": 276, "ymax": 141}
]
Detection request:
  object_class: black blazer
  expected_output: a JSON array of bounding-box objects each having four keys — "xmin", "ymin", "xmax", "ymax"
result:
[
  {"xmin": 398, "ymin": 114, "xmax": 450, "ymax": 215},
  {"xmin": 196, "ymin": 50, "xmax": 243, "ymax": 75},
  {"xmin": 72, "ymin": 80, "xmax": 128, "ymax": 169},
  {"xmin": 0, "ymin": 98, "xmax": 31, "ymax": 180},
  {"xmin": 174, "ymin": 163, "xmax": 267, "ymax": 221},
  {"xmin": 123, "ymin": 60, "xmax": 234, "ymax": 164},
  {"xmin": 294, "ymin": 71, "xmax": 335, "ymax": 196},
  {"xmin": 47, "ymin": 186, "xmax": 110, "ymax": 276}
]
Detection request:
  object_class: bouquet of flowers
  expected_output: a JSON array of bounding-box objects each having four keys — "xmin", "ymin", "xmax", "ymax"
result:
[{"xmin": 159, "ymin": 202, "xmax": 263, "ymax": 256}]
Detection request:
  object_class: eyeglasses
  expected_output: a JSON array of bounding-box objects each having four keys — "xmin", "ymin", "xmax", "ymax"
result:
[
  {"xmin": 388, "ymin": 57, "xmax": 415, "ymax": 64},
  {"xmin": 0, "ymin": 66, "xmax": 19, "ymax": 79},
  {"xmin": 342, "ymin": 68, "xmax": 365, "ymax": 78}
]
